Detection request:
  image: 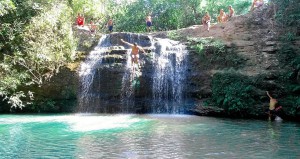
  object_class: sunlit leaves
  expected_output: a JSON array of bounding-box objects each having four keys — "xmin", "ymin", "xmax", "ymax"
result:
[
  {"xmin": 107, "ymin": 0, "xmax": 252, "ymax": 32},
  {"xmin": 0, "ymin": 0, "xmax": 76, "ymax": 109},
  {"xmin": 21, "ymin": 1, "xmax": 75, "ymax": 85},
  {"xmin": 0, "ymin": 0, "xmax": 15, "ymax": 16}
]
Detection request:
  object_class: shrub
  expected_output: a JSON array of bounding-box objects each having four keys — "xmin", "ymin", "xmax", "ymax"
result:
[{"xmin": 211, "ymin": 72, "xmax": 260, "ymax": 116}]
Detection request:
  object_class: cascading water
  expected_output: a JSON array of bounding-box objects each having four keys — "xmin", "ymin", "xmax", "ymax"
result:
[
  {"xmin": 77, "ymin": 33, "xmax": 188, "ymax": 113},
  {"xmin": 78, "ymin": 35, "xmax": 111, "ymax": 112},
  {"xmin": 120, "ymin": 50, "xmax": 135, "ymax": 112},
  {"xmin": 151, "ymin": 38, "xmax": 188, "ymax": 113}
]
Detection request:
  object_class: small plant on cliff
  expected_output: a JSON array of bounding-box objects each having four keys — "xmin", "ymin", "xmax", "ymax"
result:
[
  {"xmin": 188, "ymin": 37, "xmax": 244, "ymax": 68},
  {"xmin": 167, "ymin": 31, "xmax": 181, "ymax": 41}
]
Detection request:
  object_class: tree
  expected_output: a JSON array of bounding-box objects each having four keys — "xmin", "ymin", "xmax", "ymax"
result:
[{"xmin": 0, "ymin": 0, "xmax": 76, "ymax": 109}]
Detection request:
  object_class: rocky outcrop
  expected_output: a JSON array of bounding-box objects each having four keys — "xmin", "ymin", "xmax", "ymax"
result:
[{"xmin": 151, "ymin": 6, "xmax": 299, "ymax": 118}]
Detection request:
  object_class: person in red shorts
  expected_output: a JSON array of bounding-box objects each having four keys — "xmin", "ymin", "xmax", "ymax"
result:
[{"xmin": 77, "ymin": 13, "xmax": 85, "ymax": 26}]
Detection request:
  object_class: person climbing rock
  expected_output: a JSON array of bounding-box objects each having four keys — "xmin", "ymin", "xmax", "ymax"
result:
[
  {"xmin": 107, "ymin": 19, "xmax": 113, "ymax": 33},
  {"xmin": 217, "ymin": 9, "xmax": 227, "ymax": 23},
  {"xmin": 202, "ymin": 12, "xmax": 211, "ymax": 32},
  {"xmin": 251, "ymin": 0, "xmax": 264, "ymax": 11},
  {"xmin": 120, "ymin": 39, "xmax": 146, "ymax": 69},
  {"xmin": 145, "ymin": 14, "xmax": 152, "ymax": 32},
  {"xmin": 266, "ymin": 91, "xmax": 282, "ymax": 120}
]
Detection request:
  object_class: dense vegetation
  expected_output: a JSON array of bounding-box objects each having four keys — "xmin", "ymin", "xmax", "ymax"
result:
[
  {"xmin": 111, "ymin": 0, "xmax": 251, "ymax": 32},
  {"xmin": 272, "ymin": 0, "xmax": 300, "ymax": 119},
  {"xmin": 269, "ymin": 0, "xmax": 300, "ymax": 118},
  {"xmin": 0, "ymin": 0, "xmax": 76, "ymax": 111}
]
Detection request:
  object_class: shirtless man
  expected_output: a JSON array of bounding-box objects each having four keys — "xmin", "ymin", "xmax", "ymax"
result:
[
  {"xmin": 201, "ymin": 12, "xmax": 211, "ymax": 32},
  {"xmin": 89, "ymin": 20, "xmax": 97, "ymax": 33},
  {"xmin": 217, "ymin": 9, "xmax": 227, "ymax": 23},
  {"xmin": 251, "ymin": 0, "xmax": 264, "ymax": 11},
  {"xmin": 228, "ymin": 6, "xmax": 235, "ymax": 19},
  {"xmin": 120, "ymin": 39, "xmax": 146, "ymax": 68},
  {"xmin": 107, "ymin": 19, "xmax": 113, "ymax": 33},
  {"xmin": 145, "ymin": 14, "xmax": 152, "ymax": 32},
  {"xmin": 266, "ymin": 91, "xmax": 278, "ymax": 120}
]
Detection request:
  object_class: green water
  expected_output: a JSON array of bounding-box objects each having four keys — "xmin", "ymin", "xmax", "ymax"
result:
[{"xmin": 0, "ymin": 114, "xmax": 299, "ymax": 159}]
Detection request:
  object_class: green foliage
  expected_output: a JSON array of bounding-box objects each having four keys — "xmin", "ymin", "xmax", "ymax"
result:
[
  {"xmin": 280, "ymin": 32, "xmax": 297, "ymax": 42},
  {"xmin": 25, "ymin": 98, "xmax": 76, "ymax": 113},
  {"xmin": 206, "ymin": 0, "xmax": 251, "ymax": 22},
  {"xmin": 27, "ymin": 98, "xmax": 58, "ymax": 113},
  {"xmin": 273, "ymin": 0, "xmax": 300, "ymax": 27},
  {"xmin": 70, "ymin": 0, "xmax": 106, "ymax": 22},
  {"xmin": 21, "ymin": 2, "xmax": 76, "ymax": 84},
  {"xmin": 167, "ymin": 31, "xmax": 181, "ymax": 40},
  {"xmin": 277, "ymin": 31, "xmax": 299, "ymax": 71},
  {"xmin": 279, "ymin": 95, "xmax": 300, "ymax": 116},
  {"xmin": 0, "ymin": 0, "xmax": 76, "ymax": 109},
  {"xmin": 107, "ymin": 0, "xmax": 252, "ymax": 32},
  {"xmin": 188, "ymin": 37, "xmax": 244, "ymax": 68},
  {"xmin": 0, "ymin": 0, "xmax": 15, "ymax": 16},
  {"xmin": 211, "ymin": 72, "xmax": 260, "ymax": 116},
  {"xmin": 273, "ymin": 0, "xmax": 300, "ymax": 118}
]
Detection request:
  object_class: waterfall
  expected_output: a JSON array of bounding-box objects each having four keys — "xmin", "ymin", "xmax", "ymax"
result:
[
  {"xmin": 151, "ymin": 38, "xmax": 188, "ymax": 113},
  {"xmin": 121, "ymin": 50, "xmax": 135, "ymax": 112},
  {"xmin": 77, "ymin": 33, "xmax": 188, "ymax": 113},
  {"xmin": 77, "ymin": 35, "xmax": 111, "ymax": 112}
]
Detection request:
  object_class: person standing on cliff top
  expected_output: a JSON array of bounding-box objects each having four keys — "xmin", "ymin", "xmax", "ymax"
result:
[
  {"xmin": 202, "ymin": 12, "xmax": 211, "ymax": 32},
  {"xmin": 89, "ymin": 20, "xmax": 97, "ymax": 33},
  {"xmin": 145, "ymin": 14, "xmax": 152, "ymax": 32},
  {"xmin": 76, "ymin": 13, "xmax": 85, "ymax": 26},
  {"xmin": 120, "ymin": 39, "xmax": 146, "ymax": 69},
  {"xmin": 217, "ymin": 9, "xmax": 227, "ymax": 23},
  {"xmin": 107, "ymin": 19, "xmax": 113, "ymax": 33},
  {"xmin": 251, "ymin": 0, "xmax": 264, "ymax": 11},
  {"xmin": 227, "ymin": 5, "xmax": 235, "ymax": 20}
]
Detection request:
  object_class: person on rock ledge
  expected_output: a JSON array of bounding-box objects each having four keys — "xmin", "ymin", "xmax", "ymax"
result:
[
  {"xmin": 145, "ymin": 14, "xmax": 152, "ymax": 32},
  {"xmin": 120, "ymin": 39, "xmax": 146, "ymax": 70},
  {"xmin": 76, "ymin": 13, "xmax": 85, "ymax": 26},
  {"xmin": 251, "ymin": 0, "xmax": 264, "ymax": 11},
  {"xmin": 89, "ymin": 20, "xmax": 97, "ymax": 34},
  {"xmin": 202, "ymin": 12, "xmax": 211, "ymax": 32},
  {"xmin": 217, "ymin": 9, "xmax": 227, "ymax": 23},
  {"xmin": 227, "ymin": 5, "xmax": 235, "ymax": 21},
  {"xmin": 107, "ymin": 19, "xmax": 113, "ymax": 33}
]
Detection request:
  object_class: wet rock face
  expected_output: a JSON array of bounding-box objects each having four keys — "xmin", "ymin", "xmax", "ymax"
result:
[
  {"xmin": 107, "ymin": 32, "xmax": 152, "ymax": 48},
  {"xmin": 77, "ymin": 33, "xmax": 190, "ymax": 113},
  {"xmin": 77, "ymin": 33, "xmax": 157, "ymax": 113}
]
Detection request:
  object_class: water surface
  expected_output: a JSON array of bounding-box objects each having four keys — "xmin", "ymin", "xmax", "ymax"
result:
[{"xmin": 0, "ymin": 114, "xmax": 299, "ymax": 159}]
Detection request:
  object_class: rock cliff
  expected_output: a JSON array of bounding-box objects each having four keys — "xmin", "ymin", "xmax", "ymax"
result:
[{"xmin": 31, "ymin": 5, "xmax": 299, "ymax": 119}]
